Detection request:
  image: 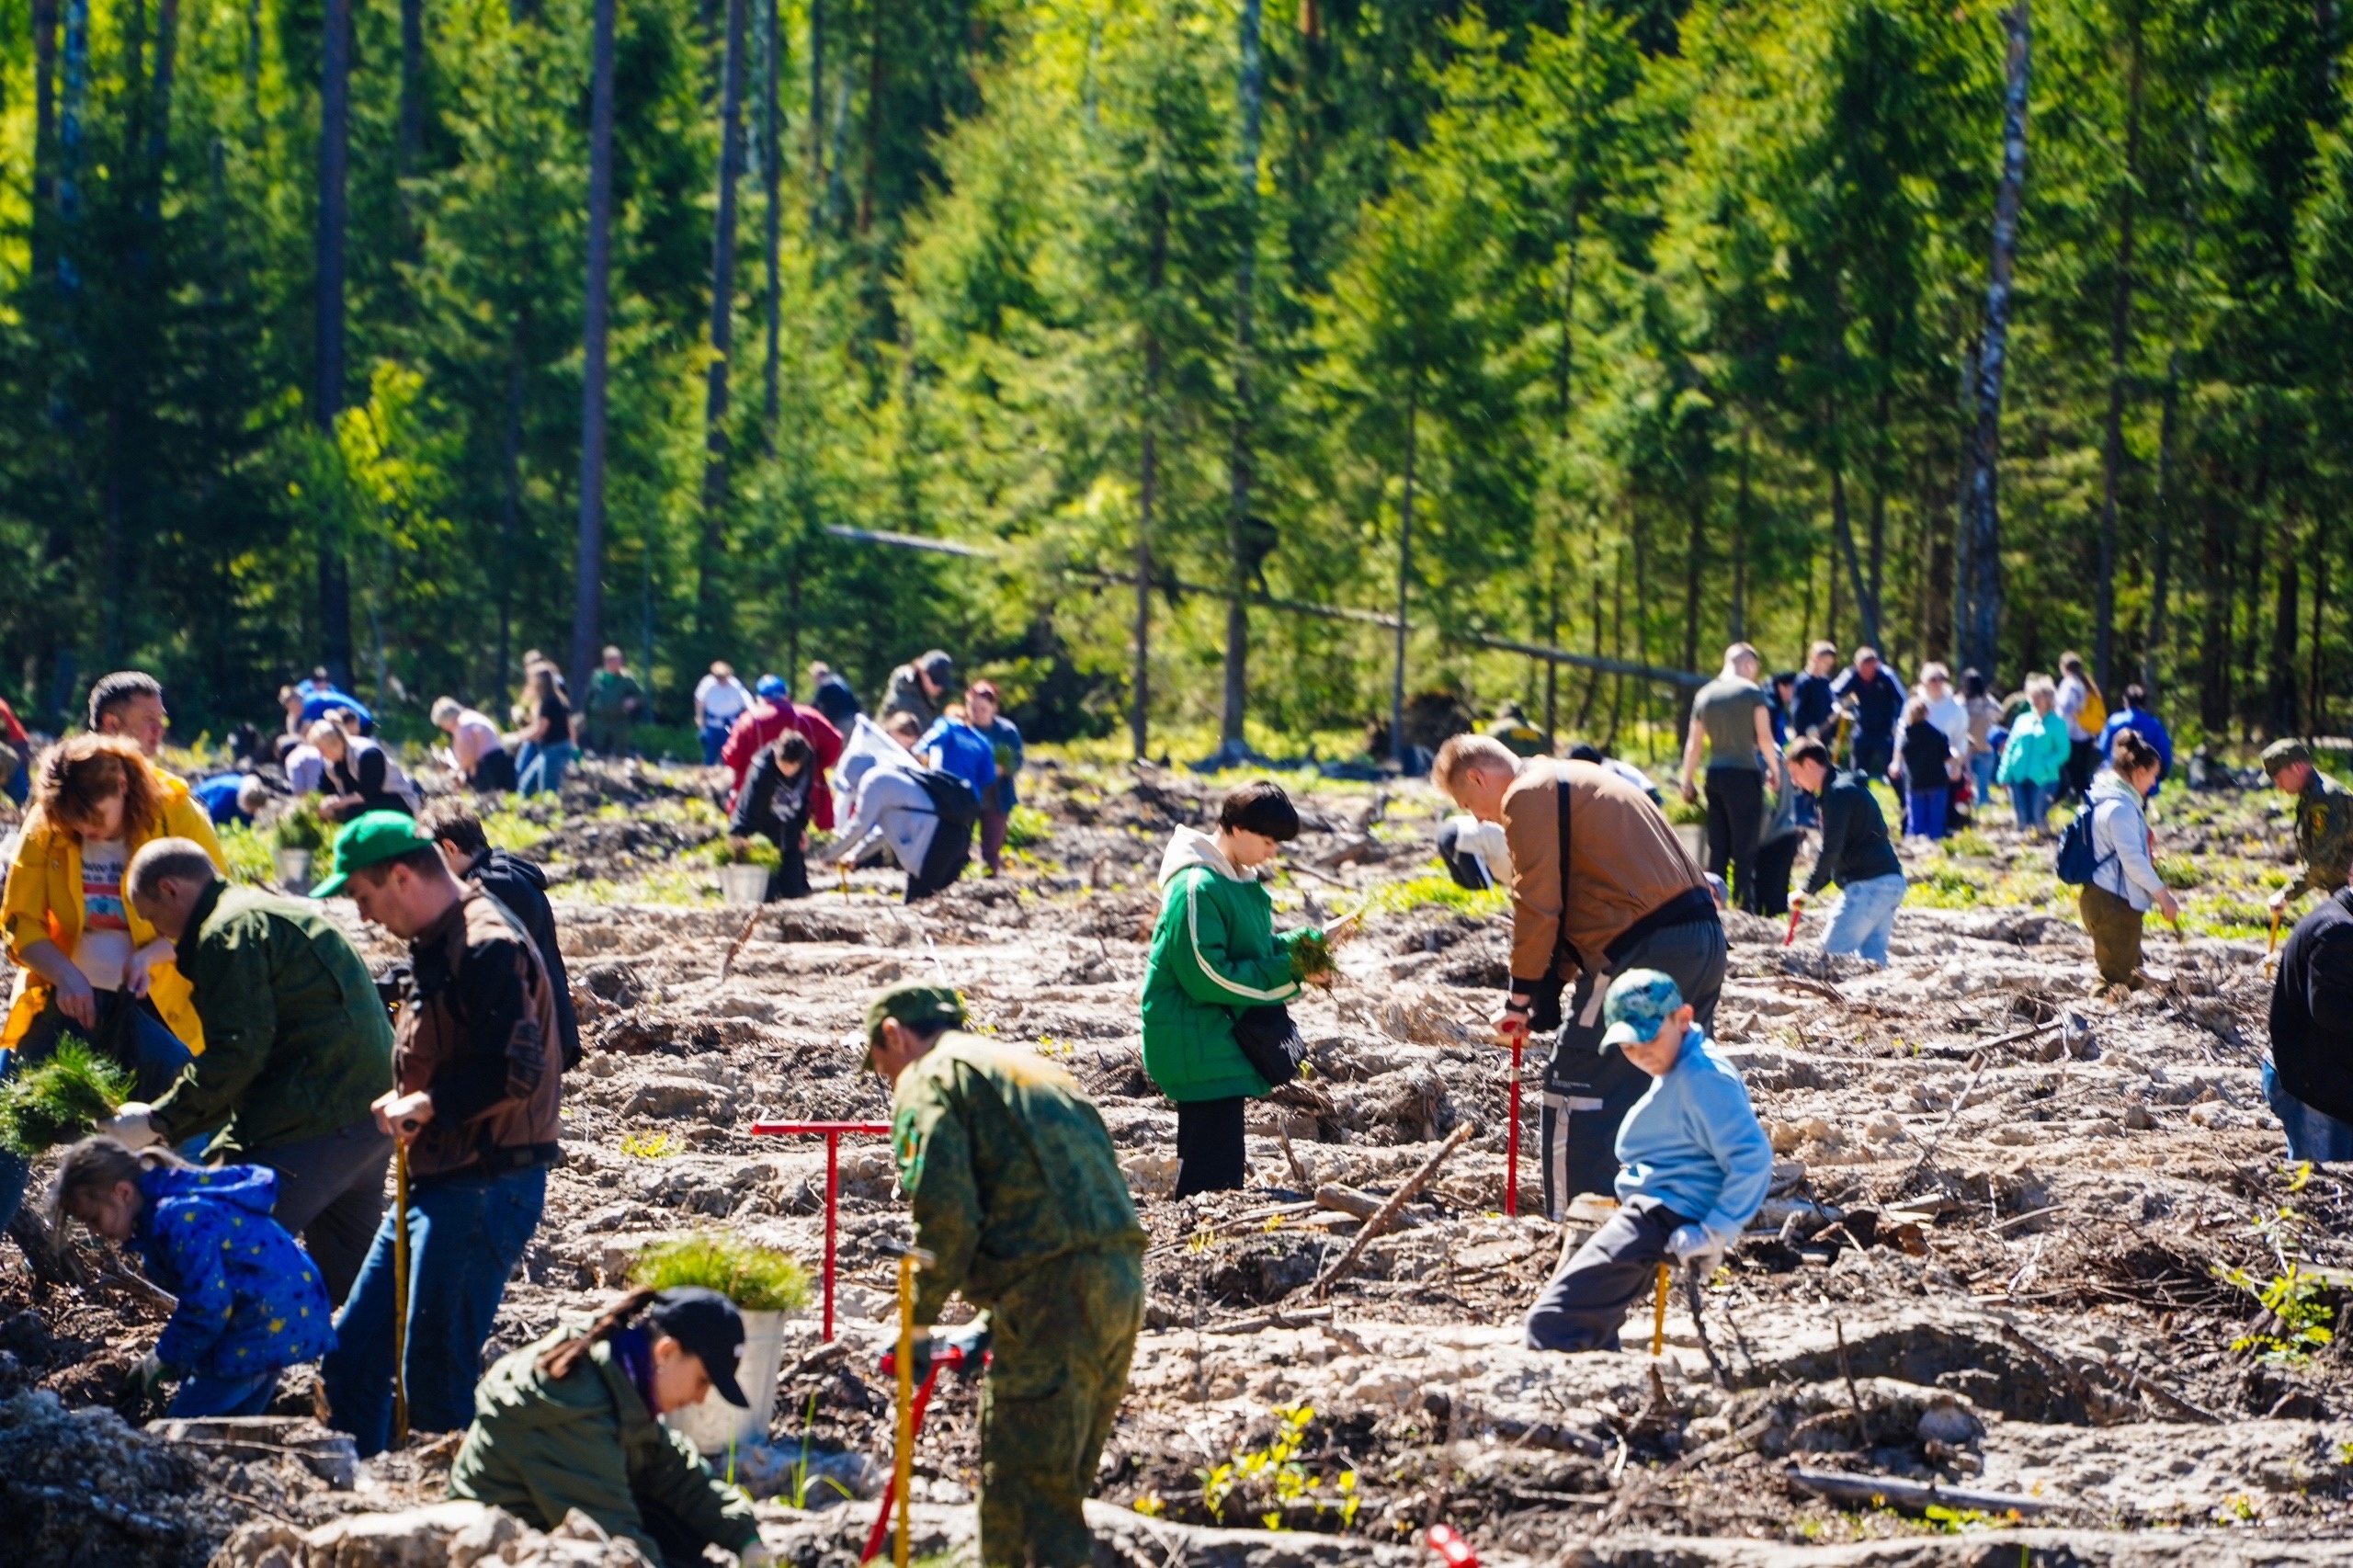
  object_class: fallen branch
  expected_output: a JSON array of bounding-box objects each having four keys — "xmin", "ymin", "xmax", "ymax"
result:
[
  {"xmin": 1202, "ymin": 1304, "xmax": 1335, "ymax": 1335},
  {"xmin": 1782, "ymin": 1461, "xmax": 2056, "ymax": 1517},
  {"xmin": 1313, "ymin": 1182, "xmax": 1424, "ymax": 1229},
  {"xmin": 1774, "ymin": 974, "xmax": 1847, "ymax": 1005},
  {"xmin": 1309, "ymin": 1121, "xmax": 1476, "ymax": 1298},
  {"xmin": 1878, "ymin": 1051, "xmax": 1987, "ymax": 1200},
  {"xmin": 1834, "ymin": 1319, "xmax": 1871, "ymax": 1446},
  {"xmin": 1595, "ymin": 1413, "xmax": 1776, "ymax": 1528},
  {"xmin": 1275, "ymin": 1121, "xmax": 1314, "ymax": 1191},
  {"xmin": 2101, "ymin": 1351, "xmax": 2226, "ymax": 1425},
  {"xmin": 777, "ymin": 1335, "xmax": 852, "ymax": 1386}
]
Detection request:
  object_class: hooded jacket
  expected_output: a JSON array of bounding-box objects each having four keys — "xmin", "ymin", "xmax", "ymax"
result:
[
  {"xmin": 146, "ymin": 882, "xmax": 393, "ymax": 1155},
  {"xmin": 2086, "ymin": 768, "xmax": 2167, "ymax": 912},
  {"xmin": 3, "ymin": 772, "xmax": 228, "ymax": 1051},
  {"xmin": 831, "ymin": 767, "xmax": 940, "ymax": 876},
  {"xmin": 465, "ymin": 849, "xmax": 581, "ymax": 1074},
  {"xmin": 131, "ymin": 1163, "xmax": 335, "ymax": 1377},
  {"xmin": 1141, "ymin": 826, "xmax": 1311, "ymax": 1103},
  {"xmin": 719, "ymin": 700, "xmax": 843, "ymax": 828},
  {"xmin": 395, "ymin": 886, "xmax": 562, "ymax": 1181},
  {"xmin": 449, "ymin": 1326, "xmax": 759, "ymax": 1563},
  {"xmin": 1995, "ymin": 707, "xmax": 2071, "ymax": 789},
  {"xmin": 2270, "ymin": 887, "xmax": 2353, "ymax": 1127}
]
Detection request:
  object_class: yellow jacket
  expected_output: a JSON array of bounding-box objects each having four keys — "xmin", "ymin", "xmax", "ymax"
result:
[{"xmin": 4, "ymin": 773, "xmax": 228, "ymax": 1052}]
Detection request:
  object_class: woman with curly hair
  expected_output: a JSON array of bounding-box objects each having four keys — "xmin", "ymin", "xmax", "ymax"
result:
[{"xmin": 1, "ymin": 735, "xmax": 227, "ymax": 1230}]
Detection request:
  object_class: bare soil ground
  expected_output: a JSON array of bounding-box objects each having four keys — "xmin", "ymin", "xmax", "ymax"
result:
[{"xmin": 4, "ymin": 758, "xmax": 2347, "ymax": 1566}]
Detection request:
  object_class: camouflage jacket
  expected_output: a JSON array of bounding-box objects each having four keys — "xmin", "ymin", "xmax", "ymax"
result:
[
  {"xmin": 891, "ymin": 1031, "xmax": 1146, "ymax": 1324},
  {"xmin": 2292, "ymin": 770, "xmax": 2353, "ymax": 900}
]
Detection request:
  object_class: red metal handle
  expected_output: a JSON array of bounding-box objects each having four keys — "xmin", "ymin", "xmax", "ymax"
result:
[
  {"xmin": 750, "ymin": 1120, "xmax": 892, "ymax": 1135},
  {"xmin": 1427, "ymin": 1524, "xmax": 1480, "ymax": 1566},
  {"xmin": 859, "ymin": 1363, "xmax": 947, "ymax": 1564}
]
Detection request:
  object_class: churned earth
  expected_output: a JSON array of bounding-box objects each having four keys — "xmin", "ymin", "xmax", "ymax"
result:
[{"xmin": 1, "ymin": 754, "xmax": 2347, "ymax": 1567}]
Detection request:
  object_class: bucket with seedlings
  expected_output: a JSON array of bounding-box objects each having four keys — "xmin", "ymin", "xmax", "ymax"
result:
[{"xmin": 634, "ymin": 1232, "xmax": 812, "ymax": 1450}]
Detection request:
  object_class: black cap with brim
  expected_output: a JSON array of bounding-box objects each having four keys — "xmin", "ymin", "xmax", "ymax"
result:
[{"xmin": 648, "ymin": 1286, "xmax": 749, "ymax": 1408}]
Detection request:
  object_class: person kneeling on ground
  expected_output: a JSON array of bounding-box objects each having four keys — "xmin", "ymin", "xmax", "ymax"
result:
[
  {"xmin": 51, "ymin": 1136, "xmax": 335, "ymax": 1417},
  {"xmin": 1785, "ymin": 738, "xmax": 1908, "ymax": 966},
  {"xmin": 2266, "ymin": 861, "xmax": 2353, "ymax": 1164},
  {"xmin": 1142, "ymin": 782, "xmax": 1343, "ymax": 1198},
  {"xmin": 449, "ymin": 1288, "xmax": 772, "ymax": 1568},
  {"xmin": 866, "ymin": 984, "xmax": 1147, "ymax": 1568},
  {"xmin": 725, "ymin": 730, "xmax": 818, "ymax": 900},
  {"xmin": 1524, "ymin": 971, "xmax": 1771, "ymax": 1353}
]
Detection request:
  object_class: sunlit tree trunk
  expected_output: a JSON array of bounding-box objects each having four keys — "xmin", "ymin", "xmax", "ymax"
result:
[
  {"xmin": 1391, "ymin": 381, "xmax": 1417, "ymax": 767},
  {"xmin": 571, "ymin": 0, "xmax": 619, "ymax": 699},
  {"xmin": 698, "ymin": 0, "xmax": 750, "ymax": 637},
  {"xmin": 1216, "ymin": 0, "xmax": 1265, "ymax": 759},
  {"xmin": 1960, "ymin": 0, "xmax": 2030, "ymax": 680},
  {"xmin": 2093, "ymin": 6, "xmax": 2143, "ymax": 687},
  {"xmin": 760, "ymin": 0, "xmax": 782, "ymax": 440},
  {"xmin": 316, "ymin": 0, "xmax": 354, "ymax": 685}
]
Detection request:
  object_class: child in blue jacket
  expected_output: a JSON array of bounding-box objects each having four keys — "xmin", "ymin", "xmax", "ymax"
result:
[{"xmin": 51, "ymin": 1137, "xmax": 335, "ymax": 1416}]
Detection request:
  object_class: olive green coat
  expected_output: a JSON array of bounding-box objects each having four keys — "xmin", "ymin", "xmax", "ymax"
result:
[
  {"xmin": 148, "ymin": 881, "xmax": 393, "ymax": 1156},
  {"xmin": 449, "ymin": 1329, "xmax": 759, "ymax": 1563}
]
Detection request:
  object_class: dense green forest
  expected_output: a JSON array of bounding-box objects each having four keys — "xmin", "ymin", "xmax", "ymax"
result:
[{"xmin": 0, "ymin": 0, "xmax": 2346, "ymax": 752}]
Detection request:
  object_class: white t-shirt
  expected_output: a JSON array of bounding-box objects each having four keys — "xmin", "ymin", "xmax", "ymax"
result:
[
  {"xmin": 74, "ymin": 836, "xmax": 134, "ymax": 991},
  {"xmin": 696, "ymin": 675, "xmax": 752, "ymax": 724},
  {"xmin": 1923, "ymin": 691, "xmax": 1972, "ymax": 758}
]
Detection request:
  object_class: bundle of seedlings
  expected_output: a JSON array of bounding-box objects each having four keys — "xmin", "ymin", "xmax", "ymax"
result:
[
  {"xmin": 0, "ymin": 1040, "xmax": 132, "ymax": 1157},
  {"xmin": 632, "ymin": 1232, "xmax": 812, "ymax": 1312}
]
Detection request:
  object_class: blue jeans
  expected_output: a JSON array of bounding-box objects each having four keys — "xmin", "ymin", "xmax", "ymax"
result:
[
  {"xmin": 0, "ymin": 994, "xmax": 197, "ymax": 1234},
  {"xmin": 2010, "ymin": 778, "xmax": 2051, "ymax": 830},
  {"xmin": 323, "ymin": 1163, "xmax": 546, "ymax": 1456},
  {"xmin": 517, "ymin": 740, "xmax": 576, "ymax": 797},
  {"xmin": 2, "ymin": 763, "xmax": 24, "ymax": 805},
  {"xmin": 699, "ymin": 722, "xmax": 733, "ymax": 766},
  {"xmin": 2264, "ymin": 1061, "xmax": 2353, "ymax": 1163},
  {"xmin": 171, "ymin": 1369, "xmax": 282, "ymax": 1418},
  {"xmin": 1968, "ymin": 751, "xmax": 1997, "ymax": 809},
  {"xmin": 1905, "ymin": 785, "xmax": 1949, "ymax": 839},
  {"xmin": 1824, "ymin": 873, "xmax": 1908, "ymax": 966}
]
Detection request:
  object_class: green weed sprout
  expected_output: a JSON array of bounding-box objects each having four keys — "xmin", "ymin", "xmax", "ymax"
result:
[
  {"xmin": 0, "ymin": 1039, "xmax": 133, "ymax": 1157},
  {"xmin": 270, "ymin": 805, "xmax": 329, "ymax": 853},
  {"xmin": 633, "ymin": 1233, "xmax": 812, "ymax": 1313}
]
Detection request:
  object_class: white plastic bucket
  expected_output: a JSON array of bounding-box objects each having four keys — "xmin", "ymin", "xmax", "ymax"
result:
[
  {"xmin": 721, "ymin": 863, "xmax": 770, "ymax": 906},
  {"xmin": 665, "ymin": 1307, "xmax": 793, "ymax": 1455},
  {"xmin": 274, "ymin": 847, "xmax": 314, "ymax": 892}
]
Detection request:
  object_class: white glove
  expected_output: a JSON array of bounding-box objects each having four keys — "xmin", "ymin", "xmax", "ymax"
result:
[
  {"xmin": 739, "ymin": 1542, "xmax": 777, "ymax": 1568},
  {"xmin": 108, "ymin": 1104, "xmax": 160, "ymax": 1150},
  {"xmin": 1665, "ymin": 1223, "xmax": 1725, "ymax": 1277}
]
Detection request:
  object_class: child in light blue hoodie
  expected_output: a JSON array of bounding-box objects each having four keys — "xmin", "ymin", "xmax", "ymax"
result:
[{"xmin": 1525, "ymin": 970, "xmax": 1772, "ymax": 1353}]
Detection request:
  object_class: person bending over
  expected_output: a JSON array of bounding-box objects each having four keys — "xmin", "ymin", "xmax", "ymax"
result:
[
  {"xmin": 726, "ymin": 730, "xmax": 818, "ymax": 901},
  {"xmin": 1524, "ymin": 971, "xmax": 1771, "ymax": 1352}
]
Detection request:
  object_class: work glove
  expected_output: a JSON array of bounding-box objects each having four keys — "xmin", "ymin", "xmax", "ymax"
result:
[
  {"xmin": 738, "ymin": 1542, "xmax": 777, "ymax": 1568},
  {"xmin": 130, "ymin": 1353, "xmax": 180, "ymax": 1401},
  {"xmin": 107, "ymin": 1103, "xmax": 160, "ymax": 1151},
  {"xmin": 1665, "ymin": 1223, "xmax": 1726, "ymax": 1279}
]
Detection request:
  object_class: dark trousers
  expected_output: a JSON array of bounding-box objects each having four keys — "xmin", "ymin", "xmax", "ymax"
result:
[
  {"xmin": 470, "ymin": 749, "xmax": 517, "ymax": 793},
  {"xmin": 255, "ymin": 1115, "xmax": 394, "ymax": 1307},
  {"xmin": 1852, "ymin": 734, "xmax": 1894, "ymax": 778},
  {"xmin": 2078, "ymin": 882, "xmax": 2145, "ymax": 986},
  {"xmin": 2064, "ymin": 739, "xmax": 2100, "ymax": 801},
  {"xmin": 906, "ymin": 818, "xmax": 976, "ymax": 902},
  {"xmin": 1172, "ymin": 1096, "xmax": 1246, "ymax": 1199},
  {"xmin": 979, "ymin": 810, "xmax": 1012, "ymax": 874},
  {"xmin": 1704, "ymin": 768, "xmax": 1767, "ymax": 914},
  {"xmin": 1524, "ymin": 1195, "xmax": 1695, "ymax": 1352},
  {"xmin": 761, "ymin": 837, "xmax": 813, "ymax": 901},
  {"xmin": 1540, "ymin": 918, "xmax": 1726, "ymax": 1220},
  {"xmin": 1752, "ymin": 834, "xmax": 1799, "ymax": 918}
]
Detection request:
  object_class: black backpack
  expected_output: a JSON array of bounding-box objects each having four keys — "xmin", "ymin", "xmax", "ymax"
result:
[{"xmin": 911, "ymin": 767, "xmax": 982, "ymax": 828}]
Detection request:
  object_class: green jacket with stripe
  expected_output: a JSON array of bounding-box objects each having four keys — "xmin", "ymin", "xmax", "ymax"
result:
[{"xmin": 1140, "ymin": 826, "xmax": 1313, "ymax": 1103}]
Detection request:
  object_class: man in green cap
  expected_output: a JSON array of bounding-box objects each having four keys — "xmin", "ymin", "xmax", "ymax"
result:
[
  {"xmin": 864, "ymin": 982, "xmax": 1146, "ymax": 1567},
  {"xmin": 310, "ymin": 811, "xmax": 563, "ymax": 1459},
  {"xmin": 2264, "ymin": 740, "xmax": 2353, "ymax": 917},
  {"xmin": 110, "ymin": 837, "xmax": 395, "ymax": 1304},
  {"xmin": 1523, "ymin": 969, "xmax": 1771, "ymax": 1353}
]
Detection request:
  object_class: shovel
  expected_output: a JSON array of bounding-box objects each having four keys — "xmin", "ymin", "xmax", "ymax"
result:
[
  {"xmin": 1680, "ymin": 1262, "xmax": 1728, "ymax": 1387},
  {"xmin": 1650, "ymin": 1263, "xmax": 1669, "ymax": 1356},
  {"xmin": 392, "ymin": 1140, "xmax": 410, "ymax": 1446}
]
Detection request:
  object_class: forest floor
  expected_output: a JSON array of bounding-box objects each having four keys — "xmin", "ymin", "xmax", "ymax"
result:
[{"xmin": 4, "ymin": 753, "xmax": 2350, "ymax": 1567}]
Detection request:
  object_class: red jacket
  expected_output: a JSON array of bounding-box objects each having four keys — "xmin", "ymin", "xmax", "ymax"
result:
[
  {"xmin": 722, "ymin": 702, "xmax": 844, "ymax": 830},
  {"xmin": 0, "ymin": 697, "xmax": 25, "ymax": 745}
]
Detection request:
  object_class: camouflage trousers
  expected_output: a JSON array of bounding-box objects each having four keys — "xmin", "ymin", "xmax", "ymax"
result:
[{"xmin": 976, "ymin": 1246, "xmax": 1144, "ymax": 1567}]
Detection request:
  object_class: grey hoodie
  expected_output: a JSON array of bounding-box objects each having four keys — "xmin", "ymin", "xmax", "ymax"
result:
[{"xmin": 2087, "ymin": 769, "xmax": 2166, "ymax": 911}]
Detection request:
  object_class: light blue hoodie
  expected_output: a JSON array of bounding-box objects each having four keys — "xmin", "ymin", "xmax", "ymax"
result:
[{"xmin": 1612, "ymin": 1027, "xmax": 1773, "ymax": 1245}]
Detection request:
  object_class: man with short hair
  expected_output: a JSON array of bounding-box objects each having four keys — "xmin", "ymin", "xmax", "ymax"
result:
[
  {"xmin": 808, "ymin": 661, "xmax": 860, "ymax": 733},
  {"xmin": 2265, "ymin": 740, "xmax": 2353, "ymax": 919},
  {"xmin": 881, "ymin": 650, "xmax": 955, "ymax": 731},
  {"xmin": 2266, "ymin": 860, "xmax": 2353, "ymax": 1163},
  {"xmin": 582, "ymin": 645, "xmax": 643, "ymax": 756},
  {"xmin": 1523, "ymin": 970, "xmax": 1771, "ymax": 1353},
  {"xmin": 1677, "ymin": 644, "xmax": 1779, "ymax": 915},
  {"xmin": 417, "ymin": 797, "xmax": 581, "ymax": 1074},
  {"xmin": 86, "ymin": 670, "xmax": 227, "ymax": 862},
  {"xmin": 1790, "ymin": 642, "xmax": 1840, "ymax": 743},
  {"xmin": 1431, "ymin": 733, "xmax": 1725, "ymax": 1216},
  {"xmin": 191, "ymin": 773, "xmax": 277, "ymax": 827},
  {"xmin": 1828, "ymin": 648, "xmax": 1904, "ymax": 778},
  {"xmin": 311, "ymin": 812, "xmax": 562, "ymax": 1456},
  {"xmin": 691, "ymin": 663, "xmax": 753, "ymax": 767},
  {"xmin": 111, "ymin": 839, "xmax": 396, "ymax": 1304},
  {"xmin": 866, "ymin": 983, "xmax": 1146, "ymax": 1567},
  {"xmin": 1785, "ymin": 737, "xmax": 1908, "ymax": 965},
  {"xmin": 720, "ymin": 675, "xmax": 844, "ymax": 827}
]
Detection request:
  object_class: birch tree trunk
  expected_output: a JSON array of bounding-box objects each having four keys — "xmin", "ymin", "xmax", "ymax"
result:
[
  {"xmin": 570, "ymin": 0, "xmax": 619, "ymax": 699},
  {"xmin": 1217, "ymin": 0, "xmax": 1265, "ymax": 759},
  {"xmin": 1959, "ymin": 0, "xmax": 2030, "ymax": 680},
  {"xmin": 2093, "ymin": 6, "xmax": 2143, "ymax": 687},
  {"xmin": 760, "ymin": 0, "xmax": 782, "ymax": 440}
]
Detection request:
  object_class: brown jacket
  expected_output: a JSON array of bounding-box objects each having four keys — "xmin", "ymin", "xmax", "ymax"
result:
[
  {"xmin": 397, "ymin": 886, "xmax": 563, "ymax": 1180},
  {"xmin": 1501, "ymin": 759, "xmax": 1707, "ymax": 987}
]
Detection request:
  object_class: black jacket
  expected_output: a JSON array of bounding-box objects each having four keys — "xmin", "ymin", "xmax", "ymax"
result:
[
  {"xmin": 2271, "ymin": 888, "xmax": 2353, "ymax": 1127},
  {"xmin": 727, "ymin": 747, "xmax": 814, "ymax": 844},
  {"xmin": 1898, "ymin": 721, "xmax": 1953, "ymax": 790},
  {"xmin": 466, "ymin": 848, "xmax": 581, "ymax": 1071},
  {"xmin": 1805, "ymin": 771, "xmax": 1905, "ymax": 896},
  {"xmin": 1832, "ymin": 666, "xmax": 1905, "ymax": 744},
  {"xmin": 328, "ymin": 738, "xmax": 414, "ymax": 817}
]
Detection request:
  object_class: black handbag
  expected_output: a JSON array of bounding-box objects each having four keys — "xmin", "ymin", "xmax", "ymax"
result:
[{"xmin": 1233, "ymin": 1004, "xmax": 1307, "ymax": 1089}]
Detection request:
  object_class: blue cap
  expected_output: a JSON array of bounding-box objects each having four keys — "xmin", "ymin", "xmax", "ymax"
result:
[
  {"xmin": 1599, "ymin": 969, "xmax": 1688, "ymax": 1051},
  {"xmin": 756, "ymin": 675, "xmax": 790, "ymax": 700}
]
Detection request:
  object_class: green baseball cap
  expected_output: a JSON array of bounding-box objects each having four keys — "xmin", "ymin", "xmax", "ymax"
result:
[
  {"xmin": 2262, "ymin": 739, "xmax": 2313, "ymax": 777},
  {"xmin": 863, "ymin": 983, "xmax": 967, "ymax": 1067},
  {"xmin": 310, "ymin": 810, "xmax": 438, "ymax": 898},
  {"xmin": 1599, "ymin": 969, "xmax": 1688, "ymax": 1051}
]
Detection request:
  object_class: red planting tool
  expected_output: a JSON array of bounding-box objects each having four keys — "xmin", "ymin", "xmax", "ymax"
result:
[
  {"xmin": 859, "ymin": 1335, "xmax": 989, "ymax": 1565},
  {"xmin": 1427, "ymin": 1524, "xmax": 1481, "ymax": 1566},
  {"xmin": 748, "ymin": 1120, "xmax": 892, "ymax": 1340},
  {"xmin": 1504, "ymin": 1033, "xmax": 1523, "ymax": 1218}
]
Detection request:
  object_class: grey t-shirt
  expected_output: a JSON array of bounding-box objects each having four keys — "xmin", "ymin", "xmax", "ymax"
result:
[{"xmin": 1693, "ymin": 676, "xmax": 1767, "ymax": 771}]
